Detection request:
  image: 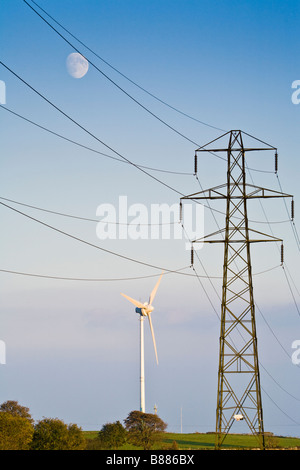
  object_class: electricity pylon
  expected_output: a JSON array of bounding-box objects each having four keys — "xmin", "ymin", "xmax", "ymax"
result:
[{"xmin": 181, "ymin": 130, "xmax": 293, "ymax": 450}]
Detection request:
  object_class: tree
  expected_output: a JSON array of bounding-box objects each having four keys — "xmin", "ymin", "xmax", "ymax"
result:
[
  {"xmin": 124, "ymin": 410, "xmax": 167, "ymax": 450},
  {"xmin": 98, "ymin": 421, "xmax": 127, "ymax": 449},
  {"xmin": 67, "ymin": 423, "xmax": 87, "ymax": 450},
  {"xmin": 0, "ymin": 412, "xmax": 34, "ymax": 450},
  {"xmin": 0, "ymin": 400, "xmax": 34, "ymax": 450},
  {"xmin": 31, "ymin": 418, "xmax": 86, "ymax": 450},
  {"xmin": 0, "ymin": 400, "xmax": 33, "ymax": 423}
]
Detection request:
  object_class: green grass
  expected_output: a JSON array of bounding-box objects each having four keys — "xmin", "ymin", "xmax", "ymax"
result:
[{"xmin": 84, "ymin": 431, "xmax": 300, "ymax": 450}]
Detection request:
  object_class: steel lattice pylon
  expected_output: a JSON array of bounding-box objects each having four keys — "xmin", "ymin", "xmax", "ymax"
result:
[{"xmin": 181, "ymin": 130, "xmax": 293, "ymax": 450}]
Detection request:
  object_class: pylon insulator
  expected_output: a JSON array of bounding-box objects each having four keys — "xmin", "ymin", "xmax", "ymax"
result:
[{"xmin": 275, "ymin": 151, "xmax": 278, "ymax": 173}]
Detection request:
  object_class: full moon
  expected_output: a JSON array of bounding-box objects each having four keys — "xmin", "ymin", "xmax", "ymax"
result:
[{"xmin": 66, "ymin": 53, "xmax": 89, "ymax": 79}]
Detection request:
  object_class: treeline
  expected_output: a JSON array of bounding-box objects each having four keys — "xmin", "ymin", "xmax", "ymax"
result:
[{"xmin": 0, "ymin": 401, "xmax": 167, "ymax": 450}]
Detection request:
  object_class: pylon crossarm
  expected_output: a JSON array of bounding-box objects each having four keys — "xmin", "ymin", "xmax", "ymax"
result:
[
  {"xmin": 245, "ymin": 184, "xmax": 292, "ymax": 199},
  {"xmin": 193, "ymin": 234, "xmax": 282, "ymax": 244},
  {"xmin": 197, "ymin": 147, "xmax": 275, "ymax": 153},
  {"xmin": 181, "ymin": 183, "xmax": 292, "ymax": 200}
]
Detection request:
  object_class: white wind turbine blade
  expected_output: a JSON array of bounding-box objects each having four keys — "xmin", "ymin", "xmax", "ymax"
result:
[
  {"xmin": 121, "ymin": 293, "xmax": 145, "ymax": 309},
  {"xmin": 149, "ymin": 270, "xmax": 164, "ymax": 306},
  {"xmin": 147, "ymin": 312, "xmax": 158, "ymax": 365}
]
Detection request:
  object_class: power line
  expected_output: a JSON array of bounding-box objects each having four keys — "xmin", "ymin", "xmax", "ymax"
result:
[
  {"xmin": 0, "ymin": 267, "xmax": 189, "ymax": 282},
  {"xmin": 0, "ymin": 66, "xmax": 278, "ymax": 224},
  {"xmin": 0, "ymin": 196, "xmax": 180, "ymax": 226},
  {"xmin": 281, "ymin": 265, "xmax": 300, "ymax": 317},
  {"xmin": 0, "ymin": 64, "xmax": 250, "ymax": 230},
  {"xmin": 0, "ymin": 264, "xmax": 281, "ymax": 282},
  {"xmin": 0, "ymin": 61, "xmax": 186, "ymax": 198},
  {"xmin": 0, "ymin": 195, "xmax": 282, "ymax": 278},
  {"xmin": 261, "ymin": 386, "xmax": 300, "ymax": 425},
  {"xmin": 0, "ymin": 105, "xmax": 193, "ymax": 176},
  {"xmin": 7, "ymin": 196, "xmax": 277, "ymax": 284},
  {"xmin": 245, "ymin": 168, "xmax": 300, "ymax": 317},
  {"xmin": 0, "ymin": 200, "xmax": 194, "ymax": 275},
  {"xmin": 25, "ymin": 0, "xmax": 226, "ymax": 133},
  {"xmin": 0, "ymin": 194, "xmax": 292, "ymax": 230},
  {"xmin": 256, "ymin": 302, "xmax": 300, "ymax": 370},
  {"xmin": 22, "ymin": 0, "xmax": 207, "ymax": 150},
  {"xmin": 22, "ymin": 0, "xmax": 275, "ymax": 175},
  {"xmin": 261, "ymin": 365, "xmax": 300, "ymax": 403},
  {"xmin": 276, "ymin": 173, "xmax": 300, "ymax": 252}
]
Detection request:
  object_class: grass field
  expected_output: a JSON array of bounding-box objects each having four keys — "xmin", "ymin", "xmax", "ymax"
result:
[{"xmin": 84, "ymin": 431, "xmax": 300, "ymax": 450}]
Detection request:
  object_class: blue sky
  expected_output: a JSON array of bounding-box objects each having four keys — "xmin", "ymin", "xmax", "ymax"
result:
[{"xmin": 1, "ymin": 0, "xmax": 300, "ymax": 438}]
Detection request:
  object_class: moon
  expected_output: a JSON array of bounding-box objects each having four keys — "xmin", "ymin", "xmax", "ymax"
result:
[{"xmin": 66, "ymin": 53, "xmax": 89, "ymax": 79}]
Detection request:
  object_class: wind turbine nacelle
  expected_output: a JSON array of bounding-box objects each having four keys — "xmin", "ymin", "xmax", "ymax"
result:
[{"xmin": 136, "ymin": 307, "xmax": 146, "ymax": 316}]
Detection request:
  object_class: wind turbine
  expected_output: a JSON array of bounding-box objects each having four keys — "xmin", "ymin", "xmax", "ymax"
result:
[{"xmin": 121, "ymin": 271, "xmax": 164, "ymax": 413}]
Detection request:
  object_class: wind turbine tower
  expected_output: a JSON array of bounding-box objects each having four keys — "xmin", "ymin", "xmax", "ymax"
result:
[{"xmin": 121, "ymin": 271, "xmax": 164, "ymax": 413}]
